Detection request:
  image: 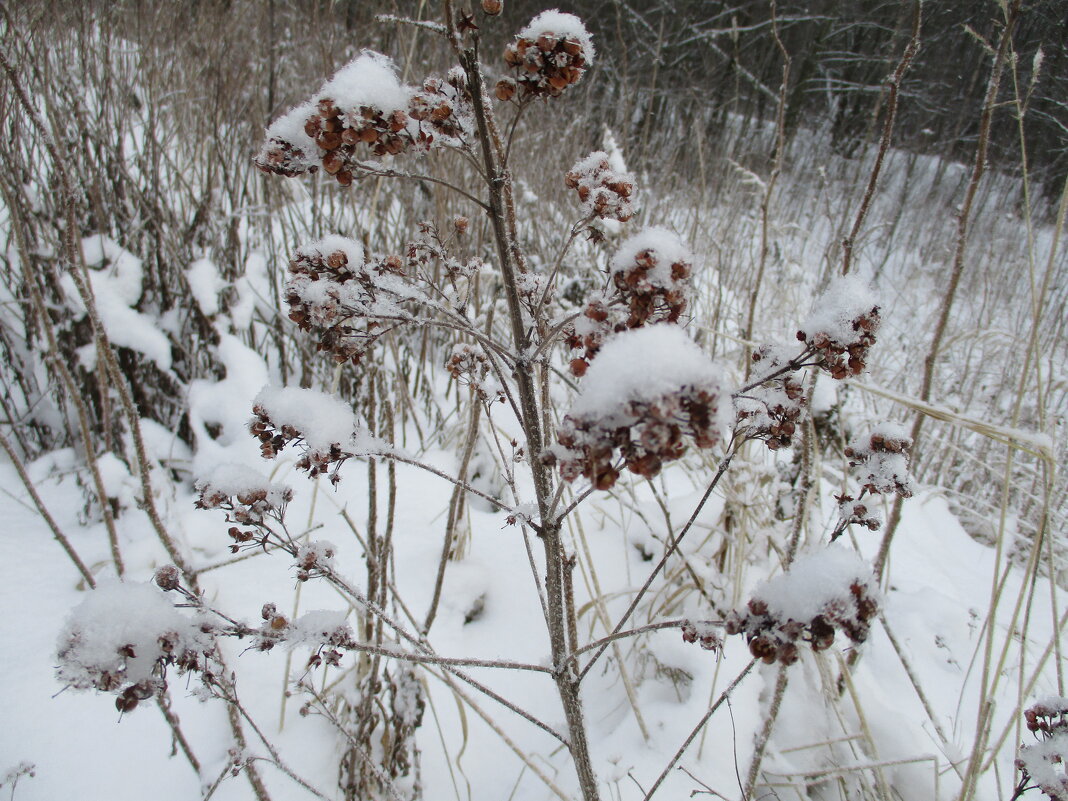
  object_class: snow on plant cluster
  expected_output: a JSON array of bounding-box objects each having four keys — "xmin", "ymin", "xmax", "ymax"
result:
[
  {"xmin": 55, "ymin": 581, "xmax": 217, "ymax": 713},
  {"xmin": 1018, "ymin": 698, "xmax": 1068, "ymax": 800},
  {"xmin": 498, "ymin": 11, "xmax": 594, "ymax": 100},
  {"xmin": 255, "ymin": 52, "xmax": 474, "ymax": 184},
  {"xmin": 284, "ymin": 235, "xmax": 417, "ymax": 365},
  {"xmin": 724, "ymin": 547, "xmax": 879, "ymax": 665},
  {"xmin": 550, "ymin": 325, "xmax": 727, "ymax": 489}
]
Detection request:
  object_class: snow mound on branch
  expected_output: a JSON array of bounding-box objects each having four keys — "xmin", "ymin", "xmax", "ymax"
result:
[
  {"xmin": 56, "ymin": 581, "xmax": 205, "ymax": 690},
  {"xmin": 752, "ymin": 546, "xmax": 875, "ymax": 623},
  {"xmin": 799, "ymin": 274, "xmax": 878, "ymax": 348},
  {"xmin": 253, "ymin": 387, "xmax": 357, "ymax": 454},
  {"xmin": 570, "ymin": 325, "xmax": 722, "ymax": 422},
  {"xmin": 294, "ymin": 235, "xmax": 365, "ymax": 266},
  {"xmin": 519, "ymin": 10, "xmax": 596, "ymax": 63},
  {"xmin": 318, "ymin": 51, "xmax": 410, "ymax": 115},
  {"xmin": 196, "ymin": 462, "xmax": 291, "ymax": 508}
]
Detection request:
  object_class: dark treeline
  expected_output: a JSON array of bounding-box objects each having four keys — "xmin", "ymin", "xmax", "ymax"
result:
[{"xmin": 505, "ymin": 0, "xmax": 1066, "ymax": 201}]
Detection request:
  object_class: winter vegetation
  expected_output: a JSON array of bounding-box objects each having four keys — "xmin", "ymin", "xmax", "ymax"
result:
[{"xmin": 0, "ymin": 2, "xmax": 1065, "ymax": 801}]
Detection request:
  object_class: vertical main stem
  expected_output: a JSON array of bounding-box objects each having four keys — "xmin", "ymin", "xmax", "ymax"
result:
[{"xmin": 460, "ymin": 47, "xmax": 601, "ymax": 801}]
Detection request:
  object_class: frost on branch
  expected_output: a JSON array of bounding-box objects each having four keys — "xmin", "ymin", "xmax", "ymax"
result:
[
  {"xmin": 56, "ymin": 582, "xmax": 217, "ymax": 712},
  {"xmin": 735, "ymin": 344, "xmax": 808, "ymax": 450},
  {"xmin": 446, "ymin": 344, "xmax": 502, "ymax": 403},
  {"xmin": 567, "ymin": 227, "xmax": 692, "ymax": 375},
  {"xmin": 565, "ymin": 151, "xmax": 636, "ymax": 222},
  {"xmin": 502, "ymin": 11, "xmax": 593, "ymax": 98},
  {"xmin": 284, "ymin": 235, "xmax": 417, "ymax": 364},
  {"xmin": 195, "ymin": 462, "xmax": 293, "ymax": 524},
  {"xmin": 548, "ymin": 326, "xmax": 726, "ymax": 489},
  {"xmin": 1017, "ymin": 698, "xmax": 1068, "ymax": 800},
  {"xmin": 253, "ymin": 607, "xmax": 354, "ymax": 663},
  {"xmin": 797, "ymin": 274, "xmax": 881, "ymax": 379},
  {"xmin": 845, "ymin": 423, "xmax": 915, "ymax": 497},
  {"xmin": 250, "ymin": 386, "xmax": 384, "ymax": 482},
  {"xmin": 255, "ymin": 52, "xmax": 473, "ymax": 186},
  {"xmin": 724, "ymin": 547, "xmax": 879, "ymax": 665},
  {"xmin": 294, "ymin": 540, "xmax": 339, "ymax": 582},
  {"xmin": 681, "ymin": 620, "xmax": 723, "ymax": 652}
]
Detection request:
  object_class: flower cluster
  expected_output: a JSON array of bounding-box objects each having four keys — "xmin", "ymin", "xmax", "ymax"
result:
[
  {"xmin": 724, "ymin": 548, "xmax": 878, "ymax": 665},
  {"xmin": 565, "ymin": 151, "xmax": 636, "ymax": 222},
  {"xmin": 250, "ymin": 403, "xmax": 344, "ymax": 479},
  {"xmin": 502, "ymin": 11, "xmax": 593, "ymax": 99},
  {"xmin": 1017, "ymin": 698, "xmax": 1068, "ymax": 800},
  {"xmin": 565, "ymin": 298, "xmax": 627, "ymax": 376},
  {"xmin": 554, "ymin": 386, "xmax": 722, "ymax": 489},
  {"xmin": 446, "ymin": 343, "xmax": 499, "ymax": 401},
  {"xmin": 194, "ymin": 464, "xmax": 293, "ymax": 525},
  {"xmin": 549, "ymin": 327, "xmax": 725, "ymax": 490},
  {"xmin": 845, "ymin": 424, "xmax": 914, "ymax": 498},
  {"xmin": 565, "ymin": 228, "xmax": 693, "ymax": 376},
  {"xmin": 295, "ymin": 541, "xmax": 338, "ymax": 582},
  {"xmin": 681, "ymin": 620, "xmax": 723, "ymax": 652},
  {"xmin": 404, "ymin": 221, "xmax": 481, "ymax": 284},
  {"xmin": 610, "ymin": 228, "xmax": 691, "ymax": 329},
  {"xmin": 735, "ymin": 345, "xmax": 807, "ymax": 450},
  {"xmin": 284, "ymin": 236, "xmax": 409, "ymax": 365},
  {"xmin": 407, "ymin": 71, "xmax": 475, "ymax": 149},
  {"xmin": 255, "ymin": 54, "xmax": 473, "ymax": 186},
  {"xmin": 250, "ymin": 386, "xmax": 359, "ymax": 482},
  {"xmin": 834, "ymin": 495, "xmax": 881, "ymax": 532},
  {"xmin": 797, "ymin": 276, "xmax": 881, "ymax": 380},
  {"xmin": 56, "ymin": 582, "xmax": 219, "ymax": 712}
]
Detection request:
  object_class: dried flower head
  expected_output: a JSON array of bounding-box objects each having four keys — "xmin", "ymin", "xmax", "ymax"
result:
[
  {"xmin": 565, "ymin": 151, "xmax": 636, "ymax": 222},
  {"xmin": 735, "ymin": 345, "xmax": 808, "ymax": 450},
  {"xmin": 1017, "ymin": 698, "xmax": 1068, "ymax": 800},
  {"xmin": 548, "ymin": 327, "xmax": 726, "ymax": 489},
  {"xmin": 503, "ymin": 12, "xmax": 594, "ymax": 99},
  {"xmin": 797, "ymin": 275, "xmax": 880, "ymax": 379},
  {"xmin": 724, "ymin": 548, "xmax": 879, "ymax": 665},
  {"xmin": 844, "ymin": 424, "xmax": 914, "ymax": 498}
]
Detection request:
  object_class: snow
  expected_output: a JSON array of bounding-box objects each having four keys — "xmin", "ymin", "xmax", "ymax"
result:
[
  {"xmin": 799, "ymin": 273, "xmax": 879, "ymax": 346},
  {"xmin": 196, "ymin": 462, "xmax": 291, "ymax": 509},
  {"xmin": 55, "ymin": 580, "xmax": 206, "ymax": 690},
  {"xmin": 519, "ymin": 10, "xmax": 595, "ymax": 63},
  {"xmin": 570, "ymin": 325, "xmax": 722, "ymax": 420},
  {"xmin": 259, "ymin": 100, "xmax": 318, "ymax": 169},
  {"xmin": 610, "ymin": 226, "xmax": 692, "ymax": 286},
  {"xmin": 60, "ymin": 235, "xmax": 173, "ymax": 371},
  {"xmin": 751, "ymin": 545, "xmax": 875, "ymax": 622},
  {"xmin": 286, "ymin": 610, "xmax": 352, "ymax": 647},
  {"xmin": 318, "ymin": 51, "xmax": 410, "ymax": 115},
  {"xmin": 252, "ymin": 386, "xmax": 356, "ymax": 453},
  {"xmin": 186, "ymin": 258, "xmax": 226, "ymax": 316}
]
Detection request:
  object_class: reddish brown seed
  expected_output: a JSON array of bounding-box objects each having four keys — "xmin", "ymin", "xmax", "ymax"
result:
[
  {"xmin": 495, "ymin": 79, "xmax": 516, "ymax": 102},
  {"xmin": 481, "ymin": 0, "xmax": 502, "ymax": 14},
  {"xmin": 322, "ymin": 152, "xmax": 343, "ymax": 174},
  {"xmin": 317, "ymin": 131, "xmax": 342, "ymax": 151},
  {"xmin": 569, "ymin": 358, "xmax": 588, "ymax": 377},
  {"xmin": 549, "ymin": 73, "xmax": 569, "ymax": 90}
]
